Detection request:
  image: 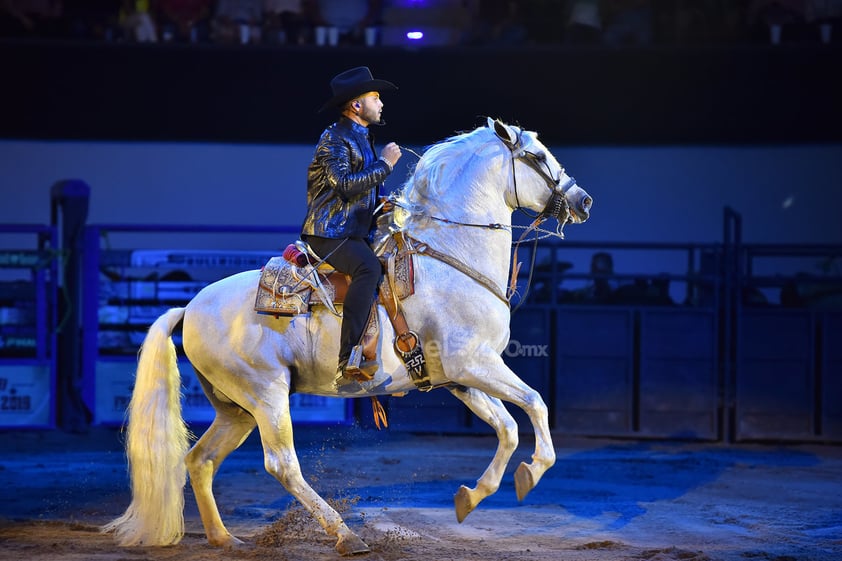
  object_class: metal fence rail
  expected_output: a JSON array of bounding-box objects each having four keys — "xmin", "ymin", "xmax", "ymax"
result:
[
  {"xmin": 4, "ymin": 215, "xmax": 840, "ymax": 442},
  {"xmin": 0, "ymin": 224, "xmax": 58, "ymax": 428}
]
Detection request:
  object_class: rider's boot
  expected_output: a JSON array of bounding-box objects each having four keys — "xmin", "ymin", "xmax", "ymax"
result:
[{"xmin": 338, "ymin": 305, "xmax": 379, "ymax": 383}]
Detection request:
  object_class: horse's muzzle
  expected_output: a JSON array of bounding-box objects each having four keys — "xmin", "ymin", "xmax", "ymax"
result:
[{"xmin": 567, "ymin": 187, "xmax": 592, "ymax": 224}]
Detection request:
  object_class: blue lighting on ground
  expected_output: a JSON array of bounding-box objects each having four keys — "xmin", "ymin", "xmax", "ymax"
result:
[{"xmin": 406, "ymin": 31, "xmax": 424, "ymax": 40}]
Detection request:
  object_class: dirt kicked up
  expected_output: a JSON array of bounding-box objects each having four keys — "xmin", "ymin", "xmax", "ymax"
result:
[{"xmin": 0, "ymin": 425, "xmax": 840, "ymax": 561}]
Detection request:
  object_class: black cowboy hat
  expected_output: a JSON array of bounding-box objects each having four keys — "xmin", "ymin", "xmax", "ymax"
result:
[{"xmin": 318, "ymin": 66, "xmax": 397, "ymax": 112}]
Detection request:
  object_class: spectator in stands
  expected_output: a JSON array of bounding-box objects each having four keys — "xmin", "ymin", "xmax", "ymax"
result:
[
  {"xmin": 807, "ymin": 0, "xmax": 842, "ymax": 22},
  {"xmin": 466, "ymin": 0, "xmax": 527, "ymax": 46},
  {"xmin": 119, "ymin": 0, "xmax": 157, "ymax": 42},
  {"xmin": 563, "ymin": 252, "xmax": 675, "ymax": 306},
  {"xmin": 262, "ymin": 0, "xmax": 310, "ymax": 44},
  {"xmin": 530, "ymin": 259, "xmax": 574, "ymax": 303},
  {"xmin": 584, "ymin": 251, "xmax": 617, "ymax": 302},
  {"xmin": 781, "ymin": 267, "xmax": 842, "ymax": 308},
  {"xmin": 780, "ymin": 275, "xmax": 807, "ymax": 307},
  {"xmin": 0, "ymin": 0, "xmax": 63, "ymax": 38},
  {"xmin": 565, "ymin": 0, "xmax": 602, "ymax": 44},
  {"xmin": 806, "ymin": 0, "xmax": 841, "ymax": 42},
  {"xmin": 310, "ymin": 0, "xmax": 382, "ymax": 46},
  {"xmin": 747, "ymin": 0, "xmax": 808, "ymax": 43},
  {"xmin": 601, "ymin": 0, "xmax": 653, "ymax": 46},
  {"xmin": 212, "ymin": 0, "xmax": 264, "ymax": 44},
  {"xmin": 565, "ymin": 251, "xmax": 618, "ymax": 304},
  {"xmin": 63, "ymin": 0, "xmax": 119, "ymax": 39},
  {"xmin": 157, "ymin": 0, "xmax": 213, "ymax": 42},
  {"xmin": 613, "ymin": 274, "xmax": 674, "ymax": 305}
]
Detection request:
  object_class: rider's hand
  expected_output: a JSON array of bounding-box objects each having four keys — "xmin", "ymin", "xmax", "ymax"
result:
[{"xmin": 380, "ymin": 142, "xmax": 402, "ymax": 169}]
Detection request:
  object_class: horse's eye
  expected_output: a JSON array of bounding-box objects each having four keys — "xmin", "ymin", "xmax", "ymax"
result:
[{"xmin": 536, "ymin": 152, "xmax": 547, "ymax": 162}]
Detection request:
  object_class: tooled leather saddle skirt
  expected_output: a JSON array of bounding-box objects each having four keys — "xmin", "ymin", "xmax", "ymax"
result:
[{"xmin": 254, "ymin": 238, "xmax": 414, "ymax": 317}]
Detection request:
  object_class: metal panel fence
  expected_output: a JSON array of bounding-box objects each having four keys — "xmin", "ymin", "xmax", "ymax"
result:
[
  {"xmin": 0, "ymin": 224, "xmax": 58, "ymax": 428},
  {"xmin": 732, "ymin": 241, "xmax": 842, "ymax": 442},
  {"xmin": 6, "ymin": 214, "xmax": 838, "ymax": 442}
]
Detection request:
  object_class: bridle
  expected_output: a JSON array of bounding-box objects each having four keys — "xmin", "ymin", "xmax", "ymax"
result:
[
  {"xmin": 497, "ymin": 127, "xmax": 575, "ymax": 228},
  {"xmin": 492, "ymin": 125, "xmax": 584, "ymax": 310},
  {"xmin": 386, "ymin": 124, "xmax": 578, "ymax": 311}
]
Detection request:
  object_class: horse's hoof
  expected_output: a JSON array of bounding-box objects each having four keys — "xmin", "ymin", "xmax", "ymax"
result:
[
  {"xmin": 454, "ymin": 485, "xmax": 476, "ymax": 523},
  {"xmin": 223, "ymin": 536, "xmax": 246, "ymax": 549},
  {"xmin": 514, "ymin": 462, "xmax": 535, "ymax": 502},
  {"xmin": 209, "ymin": 533, "xmax": 244, "ymax": 548},
  {"xmin": 335, "ymin": 533, "xmax": 370, "ymax": 556}
]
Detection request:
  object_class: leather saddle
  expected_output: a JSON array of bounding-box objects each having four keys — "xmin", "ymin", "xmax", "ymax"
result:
[
  {"xmin": 254, "ymin": 235, "xmax": 430, "ymax": 390},
  {"xmin": 254, "ymin": 238, "xmax": 414, "ymax": 316}
]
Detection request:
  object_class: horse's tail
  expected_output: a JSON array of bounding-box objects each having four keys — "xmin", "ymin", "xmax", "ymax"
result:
[{"xmin": 102, "ymin": 307, "xmax": 190, "ymax": 546}]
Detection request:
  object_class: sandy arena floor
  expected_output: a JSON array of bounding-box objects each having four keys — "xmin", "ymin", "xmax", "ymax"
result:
[{"xmin": 0, "ymin": 423, "xmax": 840, "ymax": 561}]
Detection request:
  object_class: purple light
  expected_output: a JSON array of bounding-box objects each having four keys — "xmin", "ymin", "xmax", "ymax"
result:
[{"xmin": 406, "ymin": 31, "xmax": 424, "ymax": 40}]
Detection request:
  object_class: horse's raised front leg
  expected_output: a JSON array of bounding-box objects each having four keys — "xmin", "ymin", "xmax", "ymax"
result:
[
  {"xmin": 447, "ymin": 386, "xmax": 518, "ymax": 522},
  {"xmin": 451, "ymin": 348, "xmax": 556, "ymax": 503},
  {"xmin": 253, "ymin": 395, "xmax": 369, "ymax": 556},
  {"xmin": 185, "ymin": 408, "xmax": 256, "ymax": 547}
]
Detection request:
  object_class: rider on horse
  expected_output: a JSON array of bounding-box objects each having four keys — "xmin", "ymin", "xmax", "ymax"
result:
[{"xmin": 300, "ymin": 66, "xmax": 403, "ymax": 382}]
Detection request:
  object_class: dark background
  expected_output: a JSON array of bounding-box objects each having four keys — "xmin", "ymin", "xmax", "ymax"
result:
[
  {"xmin": 1, "ymin": 35, "xmax": 841, "ymax": 443},
  {"xmin": 3, "ymin": 40, "xmax": 841, "ymax": 147}
]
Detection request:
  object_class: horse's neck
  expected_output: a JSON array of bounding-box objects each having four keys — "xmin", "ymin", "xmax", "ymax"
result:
[{"xmin": 403, "ymin": 186, "xmax": 514, "ymax": 288}]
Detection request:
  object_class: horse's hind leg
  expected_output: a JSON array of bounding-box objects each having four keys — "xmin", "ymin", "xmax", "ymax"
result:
[
  {"xmin": 252, "ymin": 397, "xmax": 369, "ymax": 556},
  {"xmin": 448, "ymin": 386, "xmax": 519, "ymax": 522},
  {"xmin": 185, "ymin": 408, "xmax": 257, "ymax": 547}
]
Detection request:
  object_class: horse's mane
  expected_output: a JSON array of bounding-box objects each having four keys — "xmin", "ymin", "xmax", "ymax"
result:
[{"xmin": 394, "ymin": 125, "xmax": 501, "ymax": 206}]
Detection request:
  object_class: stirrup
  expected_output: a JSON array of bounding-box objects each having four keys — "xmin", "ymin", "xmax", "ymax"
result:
[{"xmin": 343, "ymin": 345, "xmax": 378, "ymax": 382}]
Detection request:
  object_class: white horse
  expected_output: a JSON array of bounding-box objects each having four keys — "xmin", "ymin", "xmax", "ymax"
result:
[{"xmin": 103, "ymin": 118, "xmax": 593, "ymax": 556}]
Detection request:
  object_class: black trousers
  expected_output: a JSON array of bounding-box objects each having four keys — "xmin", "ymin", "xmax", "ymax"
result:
[{"xmin": 304, "ymin": 236, "xmax": 382, "ymax": 366}]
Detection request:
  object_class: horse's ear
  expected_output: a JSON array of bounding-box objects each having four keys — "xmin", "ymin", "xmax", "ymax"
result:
[{"xmin": 488, "ymin": 117, "xmax": 518, "ymax": 149}]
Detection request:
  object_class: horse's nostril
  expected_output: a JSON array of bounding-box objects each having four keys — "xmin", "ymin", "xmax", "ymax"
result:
[{"xmin": 583, "ymin": 196, "xmax": 593, "ymax": 210}]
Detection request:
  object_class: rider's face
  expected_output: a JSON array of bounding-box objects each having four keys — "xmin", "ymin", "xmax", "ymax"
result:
[{"xmin": 354, "ymin": 92, "xmax": 383, "ymax": 126}]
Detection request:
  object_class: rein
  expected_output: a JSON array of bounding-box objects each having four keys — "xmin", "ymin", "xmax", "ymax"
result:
[
  {"xmin": 401, "ymin": 234, "xmax": 510, "ymax": 307},
  {"xmin": 389, "ymin": 199, "xmax": 511, "ymax": 233},
  {"xmin": 387, "ymin": 200, "xmax": 557, "ymax": 309},
  {"xmin": 508, "ymin": 217, "xmax": 545, "ymax": 311}
]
